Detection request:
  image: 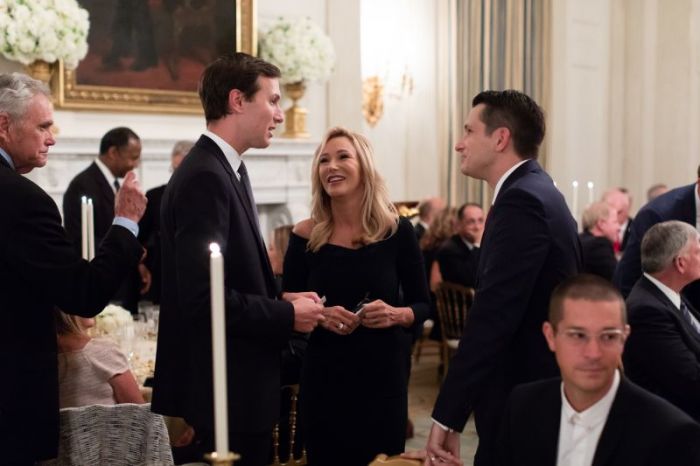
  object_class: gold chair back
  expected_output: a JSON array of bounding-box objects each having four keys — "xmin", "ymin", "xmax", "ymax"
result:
[
  {"xmin": 435, "ymin": 282, "xmax": 475, "ymax": 377},
  {"xmin": 270, "ymin": 384, "xmax": 306, "ymax": 466}
]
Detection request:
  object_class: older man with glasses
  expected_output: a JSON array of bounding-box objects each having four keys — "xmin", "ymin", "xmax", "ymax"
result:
[{"xmin": 495, "ymin": 274, "xmax": 700, "ymax": 466}]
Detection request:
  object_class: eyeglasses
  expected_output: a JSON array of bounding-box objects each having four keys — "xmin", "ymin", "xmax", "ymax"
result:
[{"xmin": 559, "ymin": 329, "xmax": 626, "ymax": 348}]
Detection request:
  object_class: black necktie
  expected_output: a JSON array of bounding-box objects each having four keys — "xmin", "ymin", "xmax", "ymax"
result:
[
  {"xmin": 237, "ymin": 162, "xmax": 260, "ymax": 229},
  {"xmin": 113, "ymin": 179, "xmax": 120, "ymax": 191},
  {"xmin": 680, "ymin": 301, "xmax": 700, "ymax": 336}
]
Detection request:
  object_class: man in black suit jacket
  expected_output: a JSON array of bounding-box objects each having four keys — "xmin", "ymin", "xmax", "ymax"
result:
[
  {"xmin": 623, "ymin": 221, "xmax": 700, "ymax": 420},
  {"xmin": 138, "ymin": 139, "xmax": 194, "ymax": 304},
  {"xmin": 613, "ymin": 175, "xmax": 700, "ymax": 307},
  {"xmin": 415, "ymin": 197, "xmax": 446, "ymax": 241},
  {"xmin": 497, "ymin": 274, "xmax": 700, "ymax": 466},
  {"xmin": 0, "ymin": 73, "xmax": 146, "ymax": 463},
  {"xmin": 602, "ymin": 187, "xmax": 634, "ymax": 252},
  {"xmin": 436, "ymin": 202, "xmax": 483, "ymax": 287},
  {"xmin": 63, "ymin": 126, "xmax": 145, "ymax": 312},
  {"xmin": 425, "ymin": 90, "xmax": 581, "ymax": 466},
  {"xmin": 579, "ymin": 201, "xmax": 619, "ymax": 281},
  {"xmin": 151, "ymin": 53, "xmax": 324, "ymax": 466}
]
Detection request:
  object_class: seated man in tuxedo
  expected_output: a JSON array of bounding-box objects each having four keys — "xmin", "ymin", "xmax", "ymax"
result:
[
  {"xmin": 579, "ymin": 201, "xmax": 619, "ymax": 281},
  {"xmin": 497, "ymin": 274, "xmax": 700, "ymax": 466},
  {"xmin": 614, "ymin": 170, "xmax": 700, "ymax": 308},
  {"xmin": 415, "ymin": 196, "xmax": 446, "ymax": 241},
  {"xmin": 436, "ymin": 202, "xmax": 483, "ymax": 287},
  {"xmin": 138, "ymin": 139, "xmax": 194, "ymax": 304},
  {"xmin": 623, "ymin": 221, "xmax": 700, "ymax": 421},
  {"xmin": 602, "ymin": 187, "xmax": 633, "ymax": 253},
  {"xmin": 63, "ymin": 127, "xmax": 145, "ymax": 313}
]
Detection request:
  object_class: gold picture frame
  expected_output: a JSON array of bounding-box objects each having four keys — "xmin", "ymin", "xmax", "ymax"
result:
[{"xmin": 52, "ymin": 0, "xmax": 256, "ymax": 114}]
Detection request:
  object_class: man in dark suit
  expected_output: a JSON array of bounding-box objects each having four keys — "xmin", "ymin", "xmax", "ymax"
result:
[
  {"xmin": 623, "ymin": 221, "xmax": 700, "ymax": 420},
  {"xmin": 579, "ymin": 201, "xmax": 619, "ymax": 281},
  {"xmin": 497, "ymin": 274, "xmax": 700, "ymax": 466},
  {"xmin": 424, "ymin": 90, "xmax": 582, "ymax": 465},
  {"xmin": 138, "ymin": 139, "xmax": 194, "ymax": 304},
  {"xmin": 603, "ymin": 187, "xmax": 634, "ymax": 252},
  {"xmin": 63, "ymin": 127, "xmax": 145, "ymax": 313},
  {"xmin": 613, "ymin": 174, "xmax": 700, "ymax": 307},
  {"xmin": 415, "ymin": 197, "xmax": 446, "ymax": 241},
  {"xmin": 0, "ymin": 73, "xmax": 146, "ymax": 463},
  {"xmin": 151, "ymin": 53, "xmax": 324, "ymax": 466},
  {"xmin": 436, "ymin": 202, "xmax": 483, "ymax": 287}
]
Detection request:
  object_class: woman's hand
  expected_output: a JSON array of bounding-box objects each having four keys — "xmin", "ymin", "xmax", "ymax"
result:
[
  {"xmin": 360, "ymin": 300, "xmax": 414, "ymax": 328},
  {"xmin": 320, "ymin": 306, "xmax": 360, "ymax": 335}
]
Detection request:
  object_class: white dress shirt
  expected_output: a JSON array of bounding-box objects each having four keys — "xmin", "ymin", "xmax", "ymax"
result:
[
  {"xmin": 203, "ymin": 130, "xmax": 243, "ymax": 181},
  {"xmin": 94, "ymin": 157, "xmax": 121, "ymax": 193},
  {"xmin": 556, "ymin": 370, "xmax": 620, "ymax": 466},
  {"xmin": 492, "ymin": 159, "xmax": 529, "ymax": 204}
]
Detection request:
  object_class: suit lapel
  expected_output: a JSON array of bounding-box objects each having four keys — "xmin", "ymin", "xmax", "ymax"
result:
[
  {"xmin": 538, "ymin": 383, "xmax": 562, "ymax": 464},
  {"xmin": 592, "ymin": 379, "xmax": 632, "ymax": 466},
  {"xmin": 640, "ymin": 276, "xmax": 700, "ymax": 347},
  {"xmin": 89, "ymin": 162, "xmax": 115, "ymax": 209},
  {"xmin": 197, "ymin": 136, "xmax": 277, "ymax": 293}
]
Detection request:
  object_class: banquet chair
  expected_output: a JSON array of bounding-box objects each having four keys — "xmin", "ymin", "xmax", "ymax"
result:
[
  {"xmin": 42, "ymin": 403, "xmax": 173, "ymax": 466},
  {"xmin": 412, "ymin": 318, "xmax": 440, "ymax": 363},
  {"xmin": 270, "ymin": 384, "xmax": 306, "ymax": 466},
  {"xmin": 368, "ymin": 454, "xmax": 421, "ymax": 465},
  {"xmin": 434, "ymin": 282, "xmax": 475, "ymax": 379}
]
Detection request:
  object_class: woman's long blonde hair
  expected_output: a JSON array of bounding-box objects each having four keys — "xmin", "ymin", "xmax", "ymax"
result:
[{"xmin": 307, "ymin": 127, "xmax": 398, "ymax": 252}]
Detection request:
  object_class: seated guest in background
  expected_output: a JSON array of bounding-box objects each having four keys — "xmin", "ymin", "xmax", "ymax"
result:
[
  {"xmin": 420, "ymin": 206, "xmax": 457, "ymax": 342},
  {"xmin": 437, "ymin": 202, "xmax": 483, "ymax": 287},
  {"xmin": 647, "ymin": 183, "xmax": 668, "ymax": 202},
  {"xmin": 55, "ymin": 309, "xmax": 144, "ymax": 408},
  {"xmin": 623, "ymin": 221, "xmax": 700, "ymax": 421},
  {"xmin": 283, "ymin": 127, "xmax": 430, "ymax": 466},
  {"xmin": 0, "ymin": 73, "xmax": 146, "ymax": 463},
  {"xmin": 497, "ymin": 274, "xmax": 700, "ymax": 466},
  {"xmin": 420, "ymin": 206, "xmax": 457, "ymax": 291},
  {"xmin": 138, "ymin": 139, "xmax": 194, "ymax": 304},
  {"xmin": 614, "ymin": 170, "xmax": 700, "ymax": 309},
  {"xmin": 268, "ymin": 224, "xmax": 295, "ymax": 284},
  {"xmin": 603, "ymin": 187, "xmax": 634, "ymax": 253},
  {"xmin": 415, "ymin": 196, "xmax": 446, "ymax": 241},
  {"xmin": 579, "ymin": 201, "xmax": 619, "ymax": 281},
  {"xmin": 63, "ymin": 126, "xmax": 147, "ymax": 313}
]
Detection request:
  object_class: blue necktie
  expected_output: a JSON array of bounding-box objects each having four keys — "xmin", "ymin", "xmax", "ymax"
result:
[{"xmin": 680, "ymin": 301, "xmax": 700, "ymax": 336}]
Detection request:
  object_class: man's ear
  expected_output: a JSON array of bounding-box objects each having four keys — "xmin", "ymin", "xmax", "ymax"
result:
[
  {"xmin": 0, "ymin": 113, "xmax": 10, "ymax": 140},
  {"xmin": 543, "ymin": 321, "xmax": 556, "ymax": 352},
  {"xmin": 493, "ymin": 127, "xmax": 511, "ymax": 152},
  {"xmin": 228, "ymin": 89, "xmax": 245, "ymax": 113}
]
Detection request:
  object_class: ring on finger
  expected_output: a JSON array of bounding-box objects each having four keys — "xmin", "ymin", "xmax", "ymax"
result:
[{"xmin": 337, "ymin": 322, "xmax": 344, "ymax": 330}]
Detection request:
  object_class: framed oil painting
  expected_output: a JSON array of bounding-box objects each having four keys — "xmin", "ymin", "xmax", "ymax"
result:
[{"xmin": 52, "ymin": 0, "xmax": 255, "ymax": 114}]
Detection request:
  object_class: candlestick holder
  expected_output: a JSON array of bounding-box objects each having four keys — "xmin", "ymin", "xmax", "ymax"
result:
[{"xmin": 205, "ymin": 451, "xmax": 240, "ymax": 465}]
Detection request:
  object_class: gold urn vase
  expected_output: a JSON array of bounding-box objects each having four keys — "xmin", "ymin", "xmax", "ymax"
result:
[
  {"xmin": 25, "ymin": 60, "xmax": 55, "ymax": 84},
  {"xmin": 282, "ymin": 81, "xmax": 310, "ymax": 139}
]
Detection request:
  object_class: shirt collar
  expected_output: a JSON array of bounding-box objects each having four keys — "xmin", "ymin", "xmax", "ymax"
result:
[
  {"xmin": 203, "ymin": 130, "xmax": 242, "ymax": 179},
  {"xmin": 461, "ymin": 236, "xmax": 476, "ymax": 250},
  {"xmin": 644, "ymin": 272, "xmax": 682, "ymax": 310},
  {"xmin": 94, "ymin": 156, "xmax": 120, "ymax": 193},
  {"xmin": 0, "ymin": 147, "xmax": 15, "ymax": 170},
  {"xmin": 561, "ymin": 369, "xmax": 620, "ymax": 429},
  {"xmin": 492, "ymin": 159, "xmax": 529, "ymax": 205}
]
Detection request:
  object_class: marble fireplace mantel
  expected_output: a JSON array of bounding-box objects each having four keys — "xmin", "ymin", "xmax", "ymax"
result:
[{"xmin": 25, "ymin": 136, "xmax": 319, "ymax": 239}]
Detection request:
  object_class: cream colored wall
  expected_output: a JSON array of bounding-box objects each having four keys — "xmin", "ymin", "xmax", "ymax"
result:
[{"xmin": 550, "ymin": 0, "xmax": 700, "ymax": 216}]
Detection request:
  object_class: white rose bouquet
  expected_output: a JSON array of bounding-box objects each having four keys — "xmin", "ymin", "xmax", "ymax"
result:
[
  {"xmin": 258, "ymin": 17, "xmax": 335, "ymax": 84},
  {"xmin": 95, "ymin": 304, "xmax": 134, "ymax": 336},
  {"xmin": 0, "ymin": 0, "xmax": 90, "ymax": 70}
]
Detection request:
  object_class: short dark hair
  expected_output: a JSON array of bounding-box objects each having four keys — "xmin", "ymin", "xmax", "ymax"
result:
[
  {"xmin": 457, "ymin": 202, "xmax": 482, "ymax": 221},
  {"xmin": 199, "ymin": 52, "xmax": 281, "ymax": 123},
  {"xmin": 99, "ymin": 127, "xmax": 139, "ymax": 155},
  {"xmin": 548, "ymin": 274, "xmax": 626, "ymax": 328},
  {"xmin": 472, "ymin": 90, "xmax": 545, "ymax": 159}
]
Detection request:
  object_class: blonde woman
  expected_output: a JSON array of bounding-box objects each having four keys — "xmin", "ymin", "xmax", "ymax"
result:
[
  {"xmin": 283, "ymin": 127, "xmax": 429, "ymax": 466},
  {"xmin": 55, "ymin": 309, "xmax": 144, "ymax": 408}
]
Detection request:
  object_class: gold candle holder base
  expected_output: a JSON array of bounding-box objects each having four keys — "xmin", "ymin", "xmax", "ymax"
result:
[
  {"xmin": 205, "ymin": 451, "xmax": 240, "ymax": 465},
  {"xmin": 282, "ymin": 81, "xmax": 310, "ymax": 139}
]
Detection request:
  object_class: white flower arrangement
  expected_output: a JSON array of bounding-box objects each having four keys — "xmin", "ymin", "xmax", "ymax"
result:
[
  {"xmin": 258, "ymin": 17, "xmax": 335, "ymax": 85},
  {"xmin": 0, "ymin": 0, "xmax": 90, "ymax": 70},
  {"xmin": 95, "ymin": 304, "xmax": 134, "ymax": 336}
]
